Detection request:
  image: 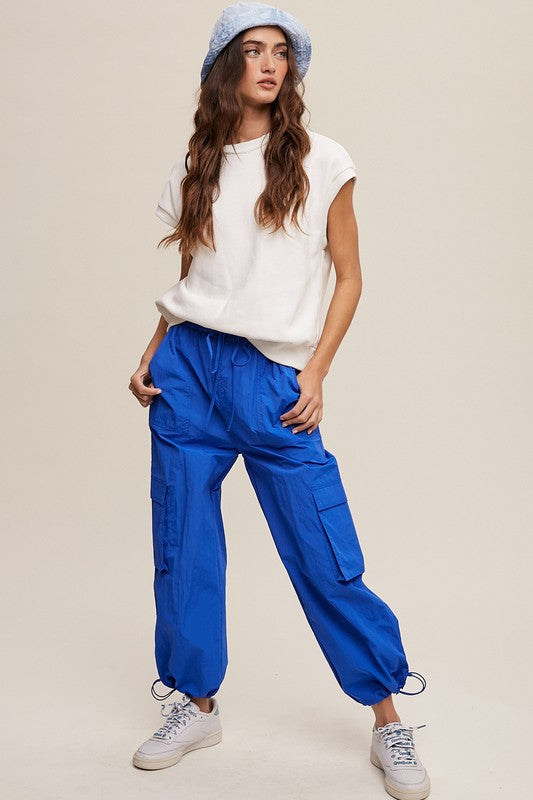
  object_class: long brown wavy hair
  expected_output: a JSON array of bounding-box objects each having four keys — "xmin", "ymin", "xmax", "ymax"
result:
[{"xmin": 157, "ymin": 30, "xmax": 312, "ymax": 255}]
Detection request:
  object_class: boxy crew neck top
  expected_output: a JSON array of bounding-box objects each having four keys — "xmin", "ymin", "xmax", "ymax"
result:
[{"xmin": 154, "ymin": 129, "xmax": 357, "ymax": 370}]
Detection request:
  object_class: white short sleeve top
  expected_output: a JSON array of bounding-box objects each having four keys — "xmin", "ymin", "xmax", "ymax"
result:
[{"xmin": 154, "ymin": 129, "xmax": 357, "ymax": 370}]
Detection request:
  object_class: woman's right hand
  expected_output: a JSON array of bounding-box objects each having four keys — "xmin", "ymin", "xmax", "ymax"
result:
[{"xmin": 129, "ymin": 361, "xmax": 162, "ymax": 408}]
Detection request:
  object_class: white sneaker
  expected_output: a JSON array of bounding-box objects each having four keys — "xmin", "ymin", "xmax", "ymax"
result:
[
  {"xmin": 132, "ymin": 691, "xmax": 222, "ymax": 770},
  {"xmin": 370, "ymin": 721, "xmax": 430, "ymax": 800}
]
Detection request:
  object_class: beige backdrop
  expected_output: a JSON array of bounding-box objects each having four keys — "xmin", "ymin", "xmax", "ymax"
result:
[{"xmin": 2, "ymin": 1, "xmax": 531, "ymax": 798}]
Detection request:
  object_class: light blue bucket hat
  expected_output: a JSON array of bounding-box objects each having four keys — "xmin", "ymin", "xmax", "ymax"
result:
[{"xmin": 200, "ymin": 2, "xmax": 312, "ymax": 86}]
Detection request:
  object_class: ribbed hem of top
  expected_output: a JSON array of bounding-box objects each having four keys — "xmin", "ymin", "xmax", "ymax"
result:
[{"xmin": 157, "ymin": 308, "xmax": 316, "ymax": 371}]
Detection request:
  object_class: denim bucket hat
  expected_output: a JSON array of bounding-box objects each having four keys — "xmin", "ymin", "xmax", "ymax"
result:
[{"xmin": 200, "ymin": 2, "xmax": 311, "ymax": 86}]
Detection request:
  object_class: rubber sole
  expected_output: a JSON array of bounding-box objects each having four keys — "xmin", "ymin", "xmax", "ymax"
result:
[
  {"xmin": 132, "ymin": 729, "xmax": 222, "ymax": 770},
  {"xmin": 370, "ymin": 746, "xmax": 431, "ymax": 800}
]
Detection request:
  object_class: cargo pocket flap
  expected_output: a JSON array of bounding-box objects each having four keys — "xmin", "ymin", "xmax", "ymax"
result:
[
  {"xmin": 150, "ymin": 476, "xmax": 169, "ymax": 573},
  {"xmin": 312, "ymin": 481, "xmax": 365, "ymax": 581},
  {"xmin": 150, "ymin": 476, "xmax": 167, "ymax": 505},
  {"xmin": 312, "ymin": 481, "xmax": 348, "ymax": 511}
]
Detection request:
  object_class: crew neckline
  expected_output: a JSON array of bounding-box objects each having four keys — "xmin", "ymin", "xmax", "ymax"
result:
[{"xmin": 223, "ymin": 131, "xmax": 271, "ymax": 154}]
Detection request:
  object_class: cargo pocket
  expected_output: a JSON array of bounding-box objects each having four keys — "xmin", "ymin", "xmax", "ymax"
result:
[
  {"xmin": 312, "ymin": 480, "xmax": 365, "ymax": 581},
  {"xmin": 149, "ymin": 383, "xmax": 193, "ymax": 435},
  {"xmin": 150, "ymin": 476, "xmax": 169, "ymax": 573}
]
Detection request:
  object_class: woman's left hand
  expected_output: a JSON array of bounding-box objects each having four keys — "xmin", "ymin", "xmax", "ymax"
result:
[{"xmin": 280, "ymin": 366, "xmax": 324, "ymax": 434}]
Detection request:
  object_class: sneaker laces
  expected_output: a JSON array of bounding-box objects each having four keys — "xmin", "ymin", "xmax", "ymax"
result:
[
  {"xmin": 152, "ymin": 697, "xmax": 199, "ymax": 740},
  {"xmin": 375, "ymin": 722, "xmax": 427, "ymax": 767}
]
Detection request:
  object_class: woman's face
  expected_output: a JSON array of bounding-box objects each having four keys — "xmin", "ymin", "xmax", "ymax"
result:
[{"xmin": 237, "ymin": 26, "xmax": 289, "ymax": 106}]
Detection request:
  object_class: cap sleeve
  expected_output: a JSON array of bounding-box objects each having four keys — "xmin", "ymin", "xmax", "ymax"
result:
[
  {"xmin": 326, "ymin": 141, "xmax": 357, "ymax": 209},
  {"xmin": 155, "ymin": 150, "xmax": 189, "ymax": 227}
]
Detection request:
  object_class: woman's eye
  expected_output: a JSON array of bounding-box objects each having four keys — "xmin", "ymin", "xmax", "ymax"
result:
[{"xmin": 244, "ymin": 49, "xmax": 287, "ymax": 58}]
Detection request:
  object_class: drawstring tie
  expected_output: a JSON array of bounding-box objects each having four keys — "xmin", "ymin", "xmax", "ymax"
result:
[
  {"xmin": 151, "ymin": 678, "xmax": 191, "ymax": 708},
  {"xmin": 397, "ymin": 671, "xmax": 427, "ymax": 695},
  {"xmin": 205, "ymin": 331, "xmax": 252, "ymax": 432},
  {"xmin": 151, "ymin": 678, "xmax": 183, "ymax": 701}
]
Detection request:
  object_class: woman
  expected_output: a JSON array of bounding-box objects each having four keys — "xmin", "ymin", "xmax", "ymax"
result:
[{"xmin": 128, "ymin": 3, "xmax": 430, "ymax": 798}]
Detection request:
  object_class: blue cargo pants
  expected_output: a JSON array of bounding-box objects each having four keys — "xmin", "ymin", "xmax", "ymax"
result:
[{"xmin": 147, "ymin": 320, "xmax": 426, "ymax": 705}]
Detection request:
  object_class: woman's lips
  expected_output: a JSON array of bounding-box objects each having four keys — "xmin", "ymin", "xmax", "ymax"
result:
[{"xmin": 258, "ymin": 81, "xmax": 276, "ymax": 89}]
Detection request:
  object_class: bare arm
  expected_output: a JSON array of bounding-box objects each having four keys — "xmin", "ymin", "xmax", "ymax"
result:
[
  {"xmin": 310, "ymin": 176, "xmax": 362, "ymax": 378},
  {"xmin": 128, "ymin": 315, "xmax": 168, "ymax": 407},
  {"xmin": 279, "ymin": 178, "xmax": 362, "ymax": 433},
  {"xmin": 128, "ymin": 251, "xmax": 192, "ymax": 408},
  {"xmin": 141, "ymin": 314, "xmax": 169, "ymax": 366}
]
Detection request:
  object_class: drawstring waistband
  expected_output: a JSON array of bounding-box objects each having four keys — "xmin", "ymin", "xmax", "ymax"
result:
[
  {"xmin": 204, "ymin": 329, "xmax": 253, "ymax": 432},
  {"xmin": 175, "ymin": 321, "xmax": 257, "ymax": 433},
  {"xmin": 397, "ymin": 671, "xmax": 427, "ymax": 696}
]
